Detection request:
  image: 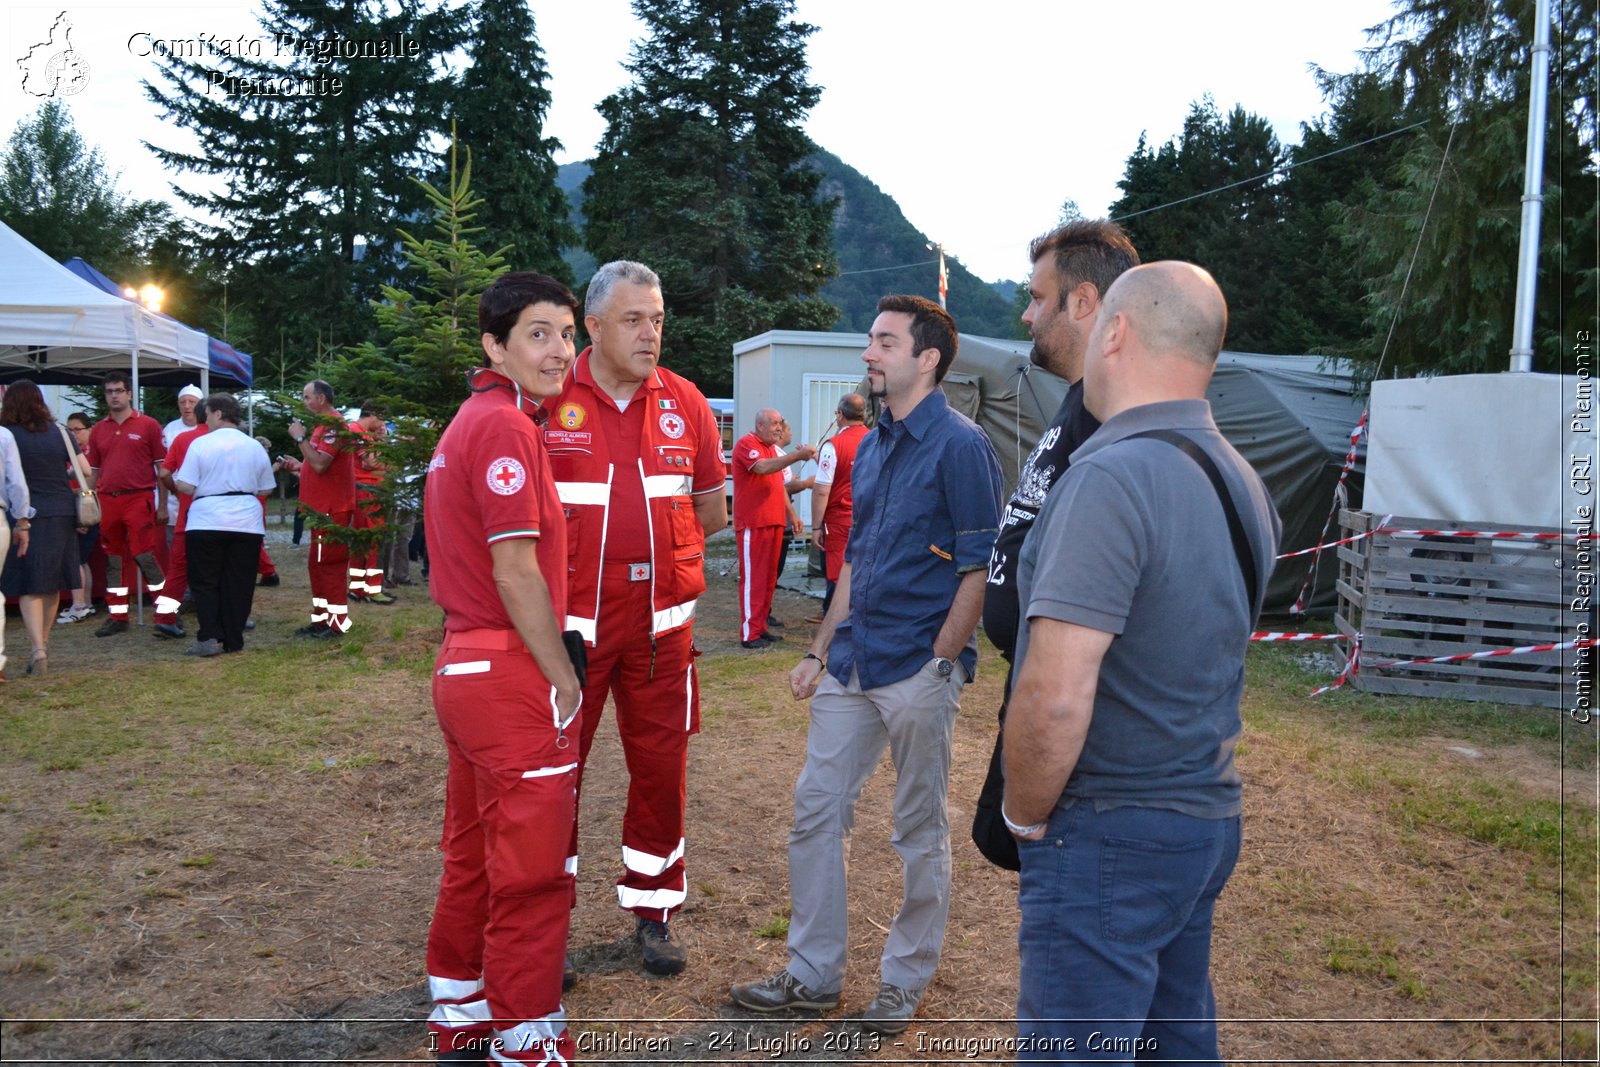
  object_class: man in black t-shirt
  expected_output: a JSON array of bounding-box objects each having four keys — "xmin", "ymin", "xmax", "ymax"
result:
[
  {"xmin": 973, "ymin": 220, "xmax": 1139, "ymax": 864},
  {"xmin": 984, "ymin": 219, "xmax": 1140, "ymax": 663}
]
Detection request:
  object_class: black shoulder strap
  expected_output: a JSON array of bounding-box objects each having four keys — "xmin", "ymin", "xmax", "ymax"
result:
[{"xmin": 1126, "ymin": 429, "xmax": 1260, "ymax": 619}]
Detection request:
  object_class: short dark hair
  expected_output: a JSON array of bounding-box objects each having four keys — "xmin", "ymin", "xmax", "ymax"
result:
[
  {"xmin": 360, "ymin": 400, "xmax": 385, "ymax": 419},
  {"xmin": 306, "ymin": 380, "xmax": 335, "ymax": 405},
  {"xmin": 876, "ymin": 294, "xmax": 959, "ymax": 383},
  {"xmin": 479, "ymin": 271, "xmax": 581, "ymax": 361},
  {"xmin": 1029, "ymin": 219, "xmax": 1140, "ymax": 309},
  {"xmin": 103, "ymin": 371, "xmax": 132, "ymax": 391},
  {"xmin": 204, "ymin": 393, "xmax": 242, "ymax": 425},
  {"xmin": 66, "ymin": 411, "xmax": 91, "ymax": 429}
]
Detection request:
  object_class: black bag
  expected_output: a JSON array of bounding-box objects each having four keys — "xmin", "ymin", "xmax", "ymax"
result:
[
  {"xmin": 561, "ymin": 630, "xmax": 589, "ymax": 689},
  {"xmin": 970, "ymin": 712, "xmax": 1020, "ymax": 871}
]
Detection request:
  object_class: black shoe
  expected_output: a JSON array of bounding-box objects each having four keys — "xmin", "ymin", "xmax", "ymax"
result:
[
  {"xmin": 767, "ymin": 614, "xmax": 785, "ymax": 629},
  {"xmin": 563, "ymin": 954, "xmax": 577, "ymax": 992},
  {"xmin": 636, "ymin": 917, "xmax": 687, "ymax": 975},
  {"xmin": 257, "ymin": 573, "xmax": 280, "ymax": 587},
  {"xmin": 153, "ymin": 622, "xmax": 186, "ymax": 640},
  {"xmin": 305, "ymin": 625, "xmax": 342, "ymax": 641},
  {"xmin": 741, "ymin": 637, "xmax": 770, "ymax": 649},
  {"xmin": 763, "ymin": 632, "xmax": 783, "ymax": 643},
  {"xmin": 295, "ymin": 623, "xmax": 327, "ymax": 638},
  {"xmin": 95, "ymin": 618, "xmax": 129, "ymax": 637}
]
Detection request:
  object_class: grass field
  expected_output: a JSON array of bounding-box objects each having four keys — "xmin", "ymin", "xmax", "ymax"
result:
[{"xmin": 1, "ymin": 536, "xmax": 1595, "ymax": 1064}]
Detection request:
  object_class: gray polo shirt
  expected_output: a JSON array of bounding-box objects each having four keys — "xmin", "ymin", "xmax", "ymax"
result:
[{"xmin": 1015, "ymin": 399, "xmax": 1281, "ymax": 818}]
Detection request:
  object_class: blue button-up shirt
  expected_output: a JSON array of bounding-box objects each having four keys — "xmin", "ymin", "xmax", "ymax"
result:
[{"xmin": 831, "ymin": 389, "xmax": 1002, "ymax": 689}]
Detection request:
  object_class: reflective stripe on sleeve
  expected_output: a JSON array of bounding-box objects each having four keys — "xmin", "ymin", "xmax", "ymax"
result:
[{"xmin": 653, "ymin": 599, "xmax": 695, "ymax": 634}]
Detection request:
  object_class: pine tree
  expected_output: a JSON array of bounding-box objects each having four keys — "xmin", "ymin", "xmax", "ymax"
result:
[
  {"xmin": 1329, "ymin": 0, "xmax": 1595, "ymax": 378},
  {"xmin": 1109, "ymin": 98, "xmax": 1288, "ymax": 352},
  {"xmin": 142, "ymin": 0, "xmax": 468, "ymax": 372},
  {"xmin": 582, "ymin": 0, "xmax": 838, "ymax": 394},
  {"xmin": 450, "ymin": 0, "xmax": 573, "ymax": 282},
  {"xmin": 325, "ymin": 133, "xmax": 506, "ymax": 542}
]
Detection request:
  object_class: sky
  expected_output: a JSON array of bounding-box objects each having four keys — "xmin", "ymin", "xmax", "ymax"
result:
[{"xmin": 4, "ymin": 0, "xmax": 1399, "ymax": 284}]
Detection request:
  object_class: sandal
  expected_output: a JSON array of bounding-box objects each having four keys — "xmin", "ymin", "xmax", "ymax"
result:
[{"xmin": 26, "ymin": 648, "xmax": 47, "ymax": 678}]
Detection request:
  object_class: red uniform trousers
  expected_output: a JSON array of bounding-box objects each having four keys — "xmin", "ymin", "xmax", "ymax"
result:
[
  {"xmin": 736, "ymin": 524, "xmax": 784, "ymax": 642},
  {"xmin": 257, "ymin": 499, "xmax": 277, "ymax": 579},
  {"xmin": 348, "ymin": 491, "xmax": 384, "ymax": 597},
  {"xmin": 570, "ymin": 568, "xmax": 700, "ymax": 921},
  {"xmin": 823, "ymin": 519, "xmax": 851, "ymax": 582},
  {"xmin": 427, "ymin": 630, "xmax": 576, "ymax": 1064},
  {"xmin": 306, "ymin": 507, "xmax": 352, "ymax": 632},
  {"xmin": 100, "ymin": 491, "xmax": 165, "ymax": 620},
  {"xmin": 153, "ymin": 518, "xmax": 188, "ymax": 626}
]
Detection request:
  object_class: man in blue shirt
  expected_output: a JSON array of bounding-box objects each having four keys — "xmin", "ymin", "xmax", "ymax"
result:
[{"xmin": 730, "ymin": 294, "xmax": 1002, "ymax": 1034}]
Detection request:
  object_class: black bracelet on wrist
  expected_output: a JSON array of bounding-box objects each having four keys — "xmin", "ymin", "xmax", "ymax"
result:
[{"xmin": 803, "ymin": 652, "xmax": 825, "ymax": 669}]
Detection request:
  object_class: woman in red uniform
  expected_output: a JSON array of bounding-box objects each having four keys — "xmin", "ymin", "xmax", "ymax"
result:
[{"xmin": 422, "ymin": 272, "xmax": 582, "ymax": 1064}]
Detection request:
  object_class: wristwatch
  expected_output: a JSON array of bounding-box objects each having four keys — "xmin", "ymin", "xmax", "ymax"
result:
[{"xmin": 933, "ymin": 656, "xmax": 955, "ymax": 678}]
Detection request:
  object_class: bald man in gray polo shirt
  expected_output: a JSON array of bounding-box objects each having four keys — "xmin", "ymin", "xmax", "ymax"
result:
[{"xmin": 1002, "ymin": 262, "xmax": 1280, "ymax": 1061}]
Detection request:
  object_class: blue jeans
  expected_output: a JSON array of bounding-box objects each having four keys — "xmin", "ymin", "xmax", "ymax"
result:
[{"xmin": 1016, "ymin": 802, "xmax": 1240, "ymax": 1064}]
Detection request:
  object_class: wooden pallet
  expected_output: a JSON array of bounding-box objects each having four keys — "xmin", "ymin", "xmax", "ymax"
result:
[{"xmin": 1334, "ymin": 510, "xmax": 1587, "ymax": 708}]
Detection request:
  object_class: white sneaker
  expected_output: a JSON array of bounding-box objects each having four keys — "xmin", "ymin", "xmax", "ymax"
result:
[{"xmin": 56, "ymin": 604, "xmax": 95, "ymax": 624}]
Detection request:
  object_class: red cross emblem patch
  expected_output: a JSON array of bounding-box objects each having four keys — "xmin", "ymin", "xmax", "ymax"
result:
[{"xmin": 487, "ymin": 457, "xmax": 527, "ymax": 496}]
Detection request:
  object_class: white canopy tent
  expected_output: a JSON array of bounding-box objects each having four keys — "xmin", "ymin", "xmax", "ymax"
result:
[{"xmin": 0, "ymin": 220, "xmax": 215, "ymax": 393}]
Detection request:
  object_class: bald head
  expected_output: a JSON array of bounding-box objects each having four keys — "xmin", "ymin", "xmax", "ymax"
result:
[
  {"xmin": 1100, "ymin": 262, "xmax": 1228, "ymax": 366},
  {"xmin": 1081, "ymin": 262, "xmax": 1230, "ymax": 421}
]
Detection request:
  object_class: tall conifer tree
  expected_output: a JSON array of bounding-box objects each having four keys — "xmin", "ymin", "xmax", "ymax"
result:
[
  {"xmin": 143, "ymin": 0, "xmax": 467, "ymax": 368},
  {"xmin": 451, "ymin": 0, "xmax": 573, "ymax": 282},
  {"xmin": 582, "ymin": 0, "xmax": 838, "ymax": 394}
]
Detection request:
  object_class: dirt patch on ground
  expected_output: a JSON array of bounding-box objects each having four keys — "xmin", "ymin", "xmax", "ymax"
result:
[{"xmin": 1, "ymin": 529, "xmax": 1593, "ymax": 1064}]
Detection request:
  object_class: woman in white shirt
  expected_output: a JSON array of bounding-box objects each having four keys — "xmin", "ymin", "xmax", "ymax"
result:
[{"xmin": 173, "ymin": 395, "xmax": 276, "ymax": 657}]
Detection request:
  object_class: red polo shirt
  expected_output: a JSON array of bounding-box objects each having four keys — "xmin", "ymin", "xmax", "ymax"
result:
[
  {"xmin": 162, "ymin": 424, "xmax": 211, "ymax": 531},
  {"xmin": 87, "ymin": 410, "xmax": 166, "ymax": 493},
  {"xmin": 425, "ymin": 373, "xmax": 567, "ymax": 633},
  {"xmin": 298, "ymin": 420, "xmax": 356, "ymax": 515},
  {"xmin": 732, "ymin": 432, "xmax": 786, "ymax": 528}
]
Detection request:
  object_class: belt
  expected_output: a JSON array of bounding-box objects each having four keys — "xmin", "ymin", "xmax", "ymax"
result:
[
  {"xmin": 105, "ymin": 489, "xmax": 154, "ymax": 497},
  {"xmin": 601, "ymin": 560, "xmax": 652, "ymax": 581},
  {"xmin": 442, "ymin": 627, "xmax": 522, "ymax": 651},
  {"xmin": 196, "ymin": 490, "xmax": 257, "ymax": 498}
]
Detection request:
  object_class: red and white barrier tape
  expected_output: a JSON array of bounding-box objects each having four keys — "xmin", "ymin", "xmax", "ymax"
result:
[
  {"xmin": 1309, "ymin": 636, "xmax": 1596, "ymax": 697},
  {"xmin": 1308, "ymin": 633, "xmax": 1362, "ymax": 697},
  {"xmin": 1289, "ymin": 411, "xmax": 1367, "ymax": 614},
  {"xmin": 1275, "ymin": 522, "xmax": 1587, "ymax": 563},
  {"xmin": 1387, "ymin": 528, "xmax": 1583, "ymax": 541},
  {"xmin": 1251, "ymin": 631, "xmax": 1348, "ymax": 642}
]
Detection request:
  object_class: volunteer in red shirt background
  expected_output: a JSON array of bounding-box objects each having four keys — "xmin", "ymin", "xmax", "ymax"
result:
[
  {"xmin": 286, "ymin": 380, "xmax": 356, "ymax": 638},
  {"xmin": 731, "ymin": 409, "xmax": 813, "ymax": 647},
  {"xmin": 421, "ymin": 271, "xmax": 582, "ymax": 1065},
  {"xmin": 86, "ymin": 371, "xmax": 168, "ymax": 637}
]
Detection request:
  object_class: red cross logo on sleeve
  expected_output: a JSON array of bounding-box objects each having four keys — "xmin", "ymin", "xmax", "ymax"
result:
[{"xmin": 486, "ymin": 456, "xmax": 527, "ymax": 496}]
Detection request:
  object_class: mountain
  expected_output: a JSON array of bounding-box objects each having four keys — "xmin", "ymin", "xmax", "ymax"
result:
[{"xmin": 555, "ymin": 153, "xmax": 1024, "ymax": 340}]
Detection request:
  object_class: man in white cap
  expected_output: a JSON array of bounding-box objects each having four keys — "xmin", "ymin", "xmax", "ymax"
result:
[{"xmin": 160, "ymin": 388, "xmax": 204, "ymax": 544}]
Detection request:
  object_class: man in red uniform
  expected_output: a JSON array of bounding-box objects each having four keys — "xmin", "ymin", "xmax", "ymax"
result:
[
  {"xmin": 347, "ymin": 403, "xmax": 396, "ymax": 605},
  {"xmin": 808, "ymin": 393, "xmax": 869, "ymax": 622},
  {"xmin": 88, "ymin": 371, "xmax": 169, "ymax": 637},
  {"xmin": 732, "ymin": 408, "xmax": 813, "ymax": 647},
  {"xmin": 152, "ymin": 417, "xmax": 212, "ymax": 639},
  {"xmin": 541, "ymin": 259, "xmax": 726, "ymax": 977},
  {"xmin": 287, "ymin": 380, "xmax": 356, "ymax": 639},
  {"xmin": 423, "ymin": 271, "xmax": 582, "ymax": 1065}
]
